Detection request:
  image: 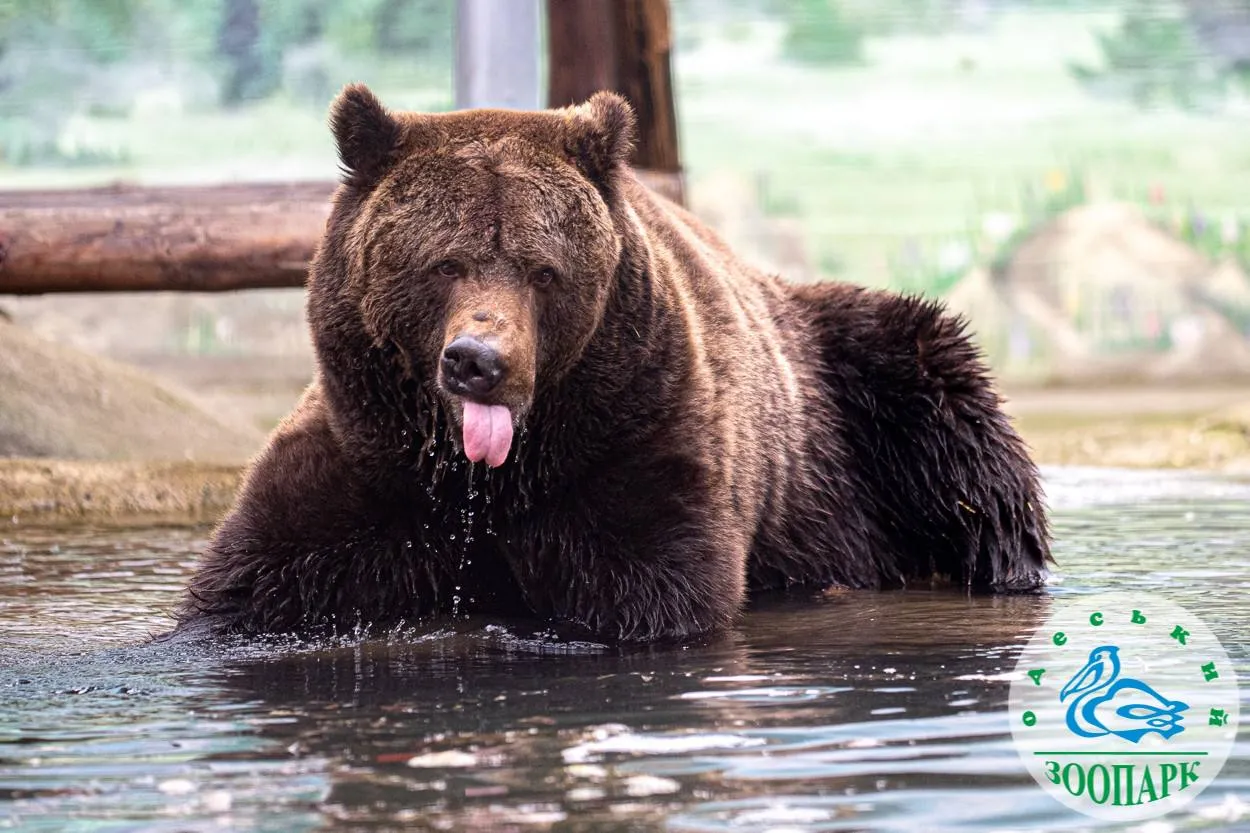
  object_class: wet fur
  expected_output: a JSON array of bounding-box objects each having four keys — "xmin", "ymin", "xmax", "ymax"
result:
[{"xmin": 175, "ymin": 87, "xmax": 1050, "ymax": 642}]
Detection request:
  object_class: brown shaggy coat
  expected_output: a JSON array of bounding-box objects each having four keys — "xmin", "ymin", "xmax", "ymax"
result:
[{"xmin": 174, "ymin": 85, "xmax": 1050, "ymax": 642}]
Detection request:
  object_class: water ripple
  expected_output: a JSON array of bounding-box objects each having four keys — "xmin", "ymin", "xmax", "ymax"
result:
[{"xmin": 1, "ymin": 471, "xmax": 1249, "ymax": 831}]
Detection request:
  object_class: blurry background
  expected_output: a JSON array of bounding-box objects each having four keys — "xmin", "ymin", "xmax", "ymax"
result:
[{"xmin": 3, "ymin": 0, "xmax": 1250, "ymax": 474}]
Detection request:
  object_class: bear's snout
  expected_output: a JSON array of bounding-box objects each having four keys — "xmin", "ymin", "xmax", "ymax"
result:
[{"xmin": 441, "ymin": 335, "xmax": 506, "ymax": 398}]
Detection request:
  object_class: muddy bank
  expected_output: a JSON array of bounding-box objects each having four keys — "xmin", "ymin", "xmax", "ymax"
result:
[
  {"xmin": 1004, "ymin": 386, "xmax": 1250, "ymax": 474},
  {"xmin": 1016, "ymin": 402, "xmax": 1250, "ymax": 474},
  {"xmin": 4, "ymin": 398, "xmax": 1248, "ymax": 527},
  {"xmin": 0, "ymin": 459, "xmax": 243, "ymax": 526}
]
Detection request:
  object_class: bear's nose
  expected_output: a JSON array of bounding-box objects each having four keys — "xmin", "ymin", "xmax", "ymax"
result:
[{"xmin": 441, "ymin": 336, "xmax": 505, "ymax": 397}]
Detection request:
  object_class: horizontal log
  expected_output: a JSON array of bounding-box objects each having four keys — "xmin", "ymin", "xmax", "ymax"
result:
[
  {"xmin": 0, "ymin": 170, "xmax": 686, "ymax": 295},
  {"xmin": 0, "ymin": 181, "xmax": 336, "ymax": 294}
]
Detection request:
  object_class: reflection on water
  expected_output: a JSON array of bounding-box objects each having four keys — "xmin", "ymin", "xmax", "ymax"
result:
[{"xmin": 1, "ymin": 468, "xmax": 1248, "ymax": 831}]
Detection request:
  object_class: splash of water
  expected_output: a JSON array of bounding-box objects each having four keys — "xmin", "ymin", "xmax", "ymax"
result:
[
  {"xmin": 515, "ymin": 426, "xmax": 536, "ymax": 510},
  {"xmin": 484, "ymin": 468, "xmax": 495, "ymax": 538},
  {"xmin": 451, "ymin": 463, "xmax": 480, "ymax": 619}
]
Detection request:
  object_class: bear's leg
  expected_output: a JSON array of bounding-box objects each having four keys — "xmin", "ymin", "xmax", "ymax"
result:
[
  {"xmin": 542, "ymin": 539, "xmax": 745, "ymax": 642},
  {"xmin": 592, "ymin": 538, "xmax": 744, "ymax": 641},
  {"xmin": 509, "ymin": 472, "xmax": 748, "ymax": 642},
  {"xmin": 789, "ymin": 282, "xmax": 1051, "ymax": 591},
  {"xmin": 173, "ymin": 393, "xmax": 441, "ymax": 636}
]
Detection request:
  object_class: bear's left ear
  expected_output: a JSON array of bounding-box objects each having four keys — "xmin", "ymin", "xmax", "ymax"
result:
[
  {"xmin": 566, "ymin": 91, "xmax": 637, "ymax": 189},
  {"xmin": 330, "ymin": 83, "xmax": 404, "ymax": 188}
]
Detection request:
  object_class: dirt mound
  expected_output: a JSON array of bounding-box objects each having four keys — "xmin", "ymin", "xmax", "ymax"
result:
[
  {"xmin": 0, "ymin": 319, "xmax": 262, "ymax": 462},
  {"xmin": 953, "ymin": 202, "xmax": 1250, "ymax": 383},
  {"xmin": 1003, "ymin": 203, "xmax": 1212, "ymax": 306}
]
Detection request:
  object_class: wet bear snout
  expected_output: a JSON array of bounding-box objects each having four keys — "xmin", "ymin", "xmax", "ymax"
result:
[{"xmin": 441, "ymin": 336, "xmax": 505, "ymax": 397}]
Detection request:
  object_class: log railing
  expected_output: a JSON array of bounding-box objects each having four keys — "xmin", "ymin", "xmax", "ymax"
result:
[
  {"xmin": 0, "ymin": 168, "xmax": 681, "ymax": 295},
  {"xmin": 0, "ymin": 182, "xmax": 334, "ymax": 294},
  {"xmin": 0, "ymin": 0, "xmax": 681, "ymax": 296}
]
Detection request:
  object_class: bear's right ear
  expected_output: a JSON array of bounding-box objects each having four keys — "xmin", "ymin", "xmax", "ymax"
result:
[
  {"xmin": 565, "ymin": 91, "xmax": 637, "ymax": 191},
  {"xmin": 330, "ymin": 83, "xmax": 403, "ymax": 188}
]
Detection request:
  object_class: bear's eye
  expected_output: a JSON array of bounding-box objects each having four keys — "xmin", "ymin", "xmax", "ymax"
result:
[
  {"xmin": 432, "ymin": 260, "xmax": 464, "ymax": 280},
  {"xmin": 532, "ymin": 267, "xmax": 558, "ymax": 288}
]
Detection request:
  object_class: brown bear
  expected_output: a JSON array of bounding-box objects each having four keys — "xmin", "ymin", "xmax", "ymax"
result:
[{"xmin": 173, "ymin": 84, "xmax": 1050, "ymax": 642}]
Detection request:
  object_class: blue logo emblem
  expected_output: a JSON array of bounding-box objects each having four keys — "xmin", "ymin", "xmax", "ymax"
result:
[
  {"xmin": 1060, "ymin": 645, "xmax": 1189, "ymax": 743},
  {"xmin": 1009, "ymin": 592, "xmax": 1239, "ymax": 822}
]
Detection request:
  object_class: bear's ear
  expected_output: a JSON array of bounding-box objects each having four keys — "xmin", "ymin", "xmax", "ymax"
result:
[
  {"xmin": 330, "ymin": 83, "xmax": 403, "ymax": 188},
  {"xmin": 566, "ymin": 91, "xmax": 637, "ymax": 188}
]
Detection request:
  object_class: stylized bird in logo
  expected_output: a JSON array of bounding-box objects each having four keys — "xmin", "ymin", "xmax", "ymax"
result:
[{"xmin": 1060, "ymin": 645, "xmax": 1189, "ymax": 743}]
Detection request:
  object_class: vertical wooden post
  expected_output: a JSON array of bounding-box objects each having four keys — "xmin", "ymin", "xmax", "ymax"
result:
[
  {"xmin": 608, "ymin": 0, "xmax": 681, "ymax": 175},
  {"xmin": 546, "ymin": 0, "xmax": 685, "ymax": 205},
  {"xmin": 455, "ymin": 0, "xmax": 541, "ymax": 110},
  {"xmin": 546, "ymin": 0, "xmax": 617, "ymax": 107}
]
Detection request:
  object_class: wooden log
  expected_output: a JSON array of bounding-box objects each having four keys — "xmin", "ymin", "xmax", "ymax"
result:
[
  {"xmin": 0, "ymin": 181, "xmax": 335, "ymax": 295},
  {"xmin": 547, "ymin": 0, "xmax": 685, "ymax": 204},
  {"xmin": 547, "ymin": 0, "xmax": 618, "ymax": 107},
  {"xmin": 608, "ymin": 0, "xmax": 681, "ymax": 175},
  {"xmin": 0, "ymin": 165, "xmax": 682, "ymax": 295}
]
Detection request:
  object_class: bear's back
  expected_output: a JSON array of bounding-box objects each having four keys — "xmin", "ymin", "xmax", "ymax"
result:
[{"xmin": 615, "ymin": 176, "xmax": 821, "ymax": 536}]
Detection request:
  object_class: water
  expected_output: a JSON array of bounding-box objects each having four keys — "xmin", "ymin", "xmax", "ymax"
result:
[{"xmin": 1, "ymin": 467, "xmax": 1248, "ymax": 832}]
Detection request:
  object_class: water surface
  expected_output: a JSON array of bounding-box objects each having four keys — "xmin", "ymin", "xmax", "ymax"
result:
[{"xmin": 2, "ymin": 467, "xmax": 1248, "ymax": 831}]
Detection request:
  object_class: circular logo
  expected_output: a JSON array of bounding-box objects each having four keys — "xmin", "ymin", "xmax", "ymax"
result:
[{"xmin": 1009, "ymin": 592, "xmax": 1239, "ymax": 822}]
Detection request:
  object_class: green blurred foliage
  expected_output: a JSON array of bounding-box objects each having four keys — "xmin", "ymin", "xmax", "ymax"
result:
[
  {"xmin": 0, "ymin": 0, "xmax": 139, "ymax": 63},
  {"xmin": 779, "ymin": 0, "xmax": 864, "ymax": 66},
  {"xmin": 1169, "ymin": 207, "xmax": 1250, "ymax": 274},
  {"xmin": 1071, "ymin": 0, "xmax": 1250, "ymax": 111},
  {"xmin": 886, "ymin": 166, "xmax": 1091, "ymax": 298},
  {"xmin": 0, "ymin": 0, "xmax": 453, "ymax": 164},
  {"xmin": 989, "ymin": 167, "xmax": 1090, "ymax": 275}
]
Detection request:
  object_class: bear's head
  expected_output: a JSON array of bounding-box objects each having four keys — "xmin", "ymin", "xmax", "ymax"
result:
[{"xmin": 309, "ymin": 83, "xmax": 637, "ymax": 468}]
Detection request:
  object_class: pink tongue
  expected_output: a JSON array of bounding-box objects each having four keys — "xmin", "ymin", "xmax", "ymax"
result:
[{"xmin": 461, "ymin": 402, "xmax": 514, "ymax": 467}]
